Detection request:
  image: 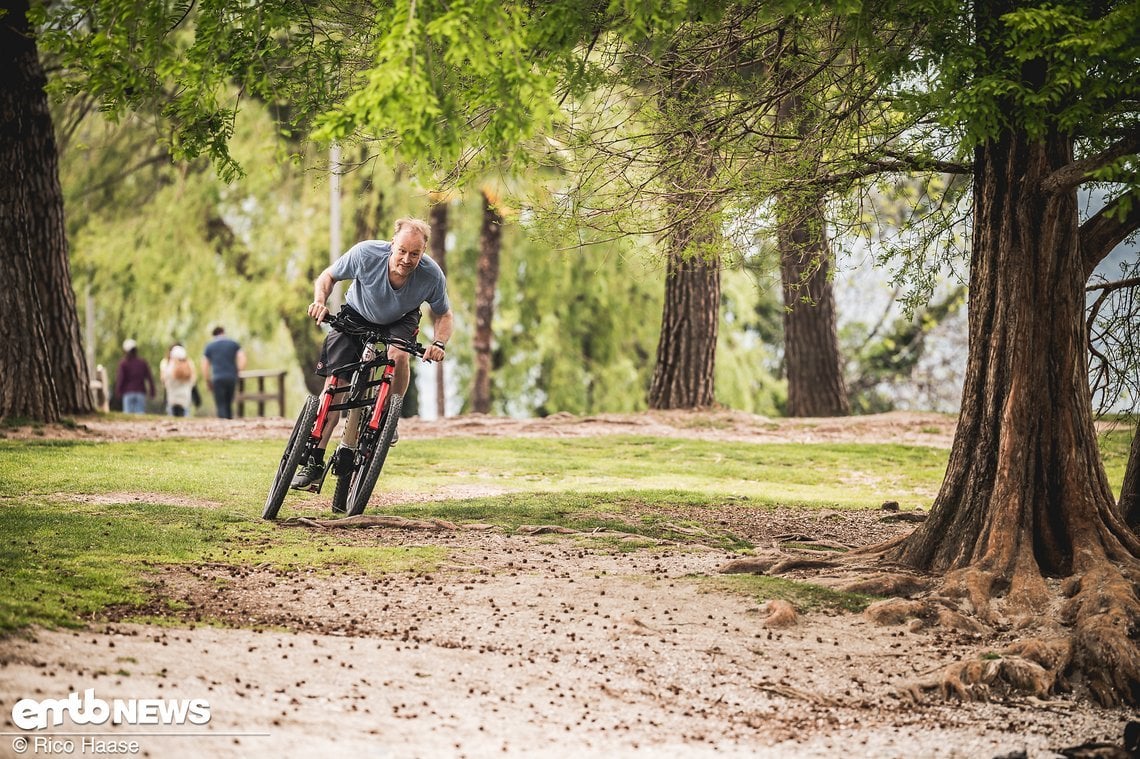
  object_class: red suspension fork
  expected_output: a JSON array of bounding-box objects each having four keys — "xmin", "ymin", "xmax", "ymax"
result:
[
  {"xmin": 367, "ymin": 364, "xmax": 394, "ymax": 431},
  {"xmin": 312, "ymin": 376, "xmax": 341, "ymax": 439}
]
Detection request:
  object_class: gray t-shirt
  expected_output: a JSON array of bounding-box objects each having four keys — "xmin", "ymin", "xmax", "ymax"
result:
[{"xmin": 330, "ymin": 240, "xmax": 450, "ymax": 324}]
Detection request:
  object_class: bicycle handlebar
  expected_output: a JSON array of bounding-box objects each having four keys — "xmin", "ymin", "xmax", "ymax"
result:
[{"xmin": 321, "ymin": 312, "xmax": 429, "ymax": 359}]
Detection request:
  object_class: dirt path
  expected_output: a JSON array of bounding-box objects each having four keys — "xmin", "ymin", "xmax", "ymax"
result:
[
  {"xmin": 6, "ymin": 408, "xmax": 961, "ymax": 447},
  {"xmin": 1, "ymin": 412, "xmax": 1134, "ymax": 757}
]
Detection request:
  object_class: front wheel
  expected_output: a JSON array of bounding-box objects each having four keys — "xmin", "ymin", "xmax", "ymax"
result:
[
  {"xmin": 329, "ymin": 444, "xmax": 358, "ymax": 515},
  {"xmin": 346, "ymin": 393, "xmax": 402, "ymax": 517},
  {"xmin": 262, "ymin": 395, "xmax": 318, "ymax": 520}
]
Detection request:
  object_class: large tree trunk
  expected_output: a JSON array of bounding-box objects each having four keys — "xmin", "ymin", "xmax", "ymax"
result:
[
  {"xmin": 471, "ymin": 188, "xmax": 501, "ymax": 415},
  {"xmin": 429, "ymin": 197, "xmax": 449, "ymax": 419},
  {"xmin": 1122, "ymin": 417, "xmax": 1140, "ymax": 530},
  {"xmin": 0, "ymin": 0, "xmax": 92, "ymax": 421},
  {"xmin": 888, "ymin": 126, "xmax": 1140, "ymax": 704},
  {"xmin": 777, "ymin": 195, "xmax": 849, "ymax": 417}
]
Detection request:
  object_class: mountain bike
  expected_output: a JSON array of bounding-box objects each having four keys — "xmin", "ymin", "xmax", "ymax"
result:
[{"xmin": 262, "ymin": 312, "xmax": 428, "ymax": 520}]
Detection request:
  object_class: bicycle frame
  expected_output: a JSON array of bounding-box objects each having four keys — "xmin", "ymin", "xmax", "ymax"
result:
[
  {"xmin": 294, "ymin": 315, "xmax": 427, "ymax": 494},
  {"xmin": 311, "ymin": 347, "xmax": 395, "ymax": 445},
  {"xmin": 263, "ymin": 313, "xmax": 429, "ymax": 517}
]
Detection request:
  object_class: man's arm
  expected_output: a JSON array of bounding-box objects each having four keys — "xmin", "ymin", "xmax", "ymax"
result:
[
  {"xmin": 201, "ymin": 357, "xmax": 212, "ymax": 390},
  {"xmin": 432, "ymin": 309, "xmax": 454, "ymax": 344},
  {"xmin": 424, "ymin": 309, "xmax": 453, "ymax": 362},
  {"xmin": 308, "ymin": 267, "xmax": 337, "ymax": 322},
  {"xmin": 237, "ymin": 349, "xmax": 248, "ymax": 372}
]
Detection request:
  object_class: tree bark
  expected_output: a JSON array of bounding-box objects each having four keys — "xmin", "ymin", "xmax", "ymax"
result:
[
  {"xmin": 774, "ymin": 89, "xmax": 849, "ymax": 418},
  {"xmin": 886, "ymin": 125, "xmax": 1140, "ymax": 704},
  {"xmin": 1122, "ymin": 417, "xmax": 1140, "ymax": 530},
  {"xmin": 777, "ymin": 195, "xmax": 850, "ymax": 417},
  {"xmin": 647, "ymin": 229, "xmax": 720, "ymax": 410},
  {"xmin": 471, "ymin": 189, "xmax": 501, "ymax": 414},
  {"xmin": 0, "ymin": 0, "xmax": 92, "ymax": 421},
  {"xmin": 430, "ymin": 197, "xmax": 449, "ymax": 418}
]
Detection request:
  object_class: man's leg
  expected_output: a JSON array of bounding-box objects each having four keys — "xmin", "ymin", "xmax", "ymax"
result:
[
  {"xmin": 214, "ymin": 378, "xmax": 236, "ymax": 418},
  {"xmin": 291, "ymin": 375, "xmax": 343, "ymax": 489},
  {"xmin": 390, "ymin": 346, "xmax": 411, "ymax": 396}
]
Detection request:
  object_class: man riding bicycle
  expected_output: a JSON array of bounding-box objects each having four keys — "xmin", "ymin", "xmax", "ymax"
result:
[{"xmin": 292, "ymin": 216, "xmax": 453, "ymax": 489}]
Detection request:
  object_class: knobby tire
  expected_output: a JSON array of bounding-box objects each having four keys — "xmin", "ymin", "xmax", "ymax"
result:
[
  {"xmin": 346, "ymin": 393, "xmax": 403, "ymax": 517},
  {"xmin": 330, "ymin": 454, "xmax": 353, "ymax": 515},
  {"xmin": 262, "ymin": 395, "xmax": 318, "ymax": 520}
]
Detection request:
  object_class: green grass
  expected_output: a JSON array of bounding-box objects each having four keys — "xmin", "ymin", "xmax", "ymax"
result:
[
  {"xmin": 0, "ymin": 424, "xmax": 1131, "ymax": 632},
  {"xmin": 377, "ymin": 435, "xmax": 950, "ymax": 508},
  {"xmin": 702, "ymin": 574, "xmax": 880, "ymax": 614}
]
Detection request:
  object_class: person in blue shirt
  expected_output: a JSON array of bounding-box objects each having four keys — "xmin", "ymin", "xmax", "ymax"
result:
[
  {"xmin": 292, "ymin": 217, "xmax": 453, "ymax": 488},
  {"xmin": 201, "ymin": 326, "xmax": 247, "ymax": 419}
]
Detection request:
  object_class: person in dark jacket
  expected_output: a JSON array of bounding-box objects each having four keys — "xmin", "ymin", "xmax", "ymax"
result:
[{"xmin": 115, "ymin": 339, "xmax": 155, "ymax": 414}]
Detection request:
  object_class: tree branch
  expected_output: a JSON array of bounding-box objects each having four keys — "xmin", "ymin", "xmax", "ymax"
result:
[
  {"xmin": 1086, "ymin": 276, "xmax": 1140, "ymax": 294},
  {"xmin": 1081, "ymin": 188, "xmax": 1140, "ymax": 277},
  {"xmin": 815, "ymin": 154, "xmax": 971, "ymax": 189},
  {"xmin": 1043, "ymin": 135, "xmax": 1140, "ymax": 194}
]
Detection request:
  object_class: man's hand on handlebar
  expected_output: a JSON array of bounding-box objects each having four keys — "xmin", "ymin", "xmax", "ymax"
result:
[{"xmin": 308, "ymin": 301, "xmax": 329, "ymax": 323}]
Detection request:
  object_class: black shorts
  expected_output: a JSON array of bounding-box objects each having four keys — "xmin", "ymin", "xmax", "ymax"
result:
[{"xmin": 315, "ymin": 304, "xmax": 421, "ymax": 378}]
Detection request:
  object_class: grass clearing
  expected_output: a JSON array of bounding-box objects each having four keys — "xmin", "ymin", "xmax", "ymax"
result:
[{"xmin": 0, "ymin": 425, "xmax": 1131, "ymax": 631}]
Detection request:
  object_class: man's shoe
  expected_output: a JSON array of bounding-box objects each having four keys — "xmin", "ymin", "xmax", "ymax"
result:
[{"xmin": 290, "ymin": 457, "xmax": 325, "ymax": 489}]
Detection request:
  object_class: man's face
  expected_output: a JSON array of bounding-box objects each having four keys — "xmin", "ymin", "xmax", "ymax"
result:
[{"xmin": 390, "ymin": 229, "xmax": 426, "ymax": 279}]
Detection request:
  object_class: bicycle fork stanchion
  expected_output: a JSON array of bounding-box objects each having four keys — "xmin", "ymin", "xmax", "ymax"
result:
[{"xmin": 296, "ymin": 378, "xmax": 341, "ymax": 493}]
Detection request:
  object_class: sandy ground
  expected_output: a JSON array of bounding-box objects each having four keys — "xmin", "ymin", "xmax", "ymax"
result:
[
  {"xmin": 1, "ymin": 411, "xmax": 1135, "ymax": 758},
  {"xmin": 3, "ymin": 407, "xmax": 962, "ymax": 447}
]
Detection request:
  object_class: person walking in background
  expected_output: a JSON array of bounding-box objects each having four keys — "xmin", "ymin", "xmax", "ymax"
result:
[
  {"xmin": 201, "ymin": 326, "xmax": 246, "ymax": 419},
  {"xmin": 158, "ymin": 342, "xmax": 181, "ymax": 414},
  {"xmin": 115, "ymin": 339, "xmax": 155, "ymax": 414},
  {"xmin": 161, "ymin": 344, "xmax": 197, "ymax": 417}
]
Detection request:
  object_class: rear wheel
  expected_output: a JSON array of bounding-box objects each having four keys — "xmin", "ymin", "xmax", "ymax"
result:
[
  {"xmin": 262, "ymin": 395, "xmax": 318, "ymax": 520},
  {"xmin": 346, "ymin": 393, "xmax": 403, "ymax": 517}
]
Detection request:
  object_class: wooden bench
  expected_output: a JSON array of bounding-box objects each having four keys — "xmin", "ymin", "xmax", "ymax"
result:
[{"xmin": 236, "ymin": 370, "xmax": 287, "ymax": 417}]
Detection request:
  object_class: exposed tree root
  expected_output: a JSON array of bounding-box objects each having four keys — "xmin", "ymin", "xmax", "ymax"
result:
[
  {"xmin": 722, "ymin": 538, "xmax": 1140, "ymax": 705},
  {"xmin": 719, "ymin": 551, "xmax": 841, "ymax": 575},
  {"xmin": 756, "ymin": 599, "xmax": 798, "ymax": 628},
  {"xmin": 901, "ymin": 639, "xmax": 1068, "ymax": 702},
  {"xmin": 1060, "ymin": 564, "xmax": 1140, "ymax": 706},
  {"xmin": 885, "ymin": 562, "xmax": 1140, "ymax": 705},
  {"xmin": 284, "ymin": 515, "xmax": 475, "ymax": 530},
  {"xmin": 840, "ymin": 572, "xmax": 930, "ymax": 598}
]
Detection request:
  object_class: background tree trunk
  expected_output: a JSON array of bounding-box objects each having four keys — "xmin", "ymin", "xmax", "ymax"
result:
[
  {"xmin": 471, "ymin": 188, "xmax": 501, "ymax": 414},
  {"xmin": 778, "ymin": 195, "xmax": 850, "ymax": 417},
  {"xmin": 647, "ymin": 235, "xmax": 720, "ymax": 409},
  {"xmin": 774, "ymin": 90, "xmax": 849, "ymax": 418},
  {"xmin": 0, "ymin": 0, "xmax": 92, "ymax": 421},
  {"xmin": 430, "ymin": 197, "xmax": 449, "ymax": 418},
  {"xmin": 1122, "ymin": 417, "xmax": 1140, "ymax": 530}
]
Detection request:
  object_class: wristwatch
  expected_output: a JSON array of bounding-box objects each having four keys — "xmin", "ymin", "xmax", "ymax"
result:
[{"xmin": 431, "ymin": 340, "xmax": 446, "ymax": 351}]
